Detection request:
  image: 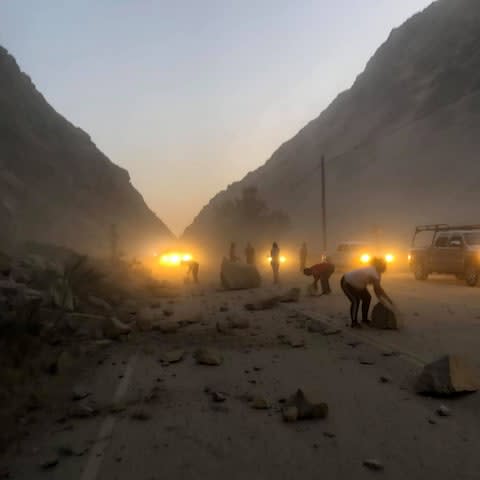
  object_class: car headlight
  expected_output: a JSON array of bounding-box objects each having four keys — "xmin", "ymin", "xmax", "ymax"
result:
[
  {"xmin": 280, "ymin": 256, "xmax": 286, "ymax": 264},
  {"xmin": 360, "ymin": 254, "xmax": 371, "ymax": 264},
  {"xmin": 385, "ymin": 254, "xmax": 395, "ymax": 263}
]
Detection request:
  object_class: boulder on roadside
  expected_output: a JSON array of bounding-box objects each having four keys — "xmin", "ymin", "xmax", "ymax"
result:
[
  {"xmin": 415, "ymin": 355, "xmax": 480, "ymax": 395},
  {"xmin": 136, "ymin": 308, "xmax": 157, "ymax": 331},
  {"xmin": 194, "ymin": 348, "xmax": 223, "ymax": 366},
  {"xmin": 279, "ymin": 288, "xmax": 301, "ymax": 303},
  {"xmin": 220, "ymin": 258, "xmax": 261, "ymax": 290},
  {"xmin": 370, "ymin": 302, "xmax": 402, "ymax": 330},
  {"xmin": 285, "ymin": 389, "xmax": 328, "ymax": 420}
]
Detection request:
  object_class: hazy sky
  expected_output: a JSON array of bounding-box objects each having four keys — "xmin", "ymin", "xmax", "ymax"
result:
[{"xmin": 1, "ymin": 0, "xmax": 432, "ymax": 235}]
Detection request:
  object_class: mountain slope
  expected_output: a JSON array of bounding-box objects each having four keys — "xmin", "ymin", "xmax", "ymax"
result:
[
  {"xmin": 185, "ymin": 0, "xmax": 480, "ymax": 250},
  {"xmin": 0, "ymin": 46, "xmax": 173, "ymax": 254}
]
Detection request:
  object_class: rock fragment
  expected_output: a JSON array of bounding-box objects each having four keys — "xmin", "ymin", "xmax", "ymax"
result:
[
  {"xmin": 284, "ymin": 389, "xmax": 328, "ymax": 420},
  {"xmin": 160, "ymin": 349, "xmax": 185, "ymax": 364},
  {"xmin": 416, "ymin": 355, "xmax": 480, "ymax": 395},
  {"xmin": 194, "ymin": 348, "xmax": 223, "ymax": 366},
  {"xmin": 363, "ymin": 459, "xmax": 384, "ymax": 471},
  {"xmin": 436, "ymin": 405, "xmax": 451, "ymax": 417}
]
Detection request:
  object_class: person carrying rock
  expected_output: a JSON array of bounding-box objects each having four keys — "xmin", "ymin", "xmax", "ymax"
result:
[
  {"xmin": 182, "ymin": 259, "xmax": 199, "ymax": 284},
  {"xmin": 270, "ymin": 242, "xmax": 280, "ymax": 284},
  {"xmin": 303, "ymin": 256, "xmax": 335, "ymax": 295},
  {"xmin": 299, "ymin": 242, "xmax": 308, "ymax": 272},
  {"xmin": 245, "ymin": 242, "xmax": 256, "ymax": 265},
  {"xmin": 340, "ymin": 257, "xmax": 393, "ymax": 328}
]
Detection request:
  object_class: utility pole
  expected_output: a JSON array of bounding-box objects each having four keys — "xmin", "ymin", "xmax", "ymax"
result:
[{"xmin": 321, "ymin": 154, "xmax": 327, "ymax": 252}]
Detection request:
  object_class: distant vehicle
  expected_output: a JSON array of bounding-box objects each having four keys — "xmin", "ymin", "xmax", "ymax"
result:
[
  {"xmin": 409, "ymin": 224, "xmax": 480, "ymax": 286},
  {"xmin": 331, "ymin": 241, "xmax": 395, "ymax": 271}
]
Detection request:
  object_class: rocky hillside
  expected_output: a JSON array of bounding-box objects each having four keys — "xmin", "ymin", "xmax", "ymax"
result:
[
  {"xmin": 185, "ymin": 0, "xmax": 480, "ymax": 251},
  {"xmin": 0, "ymin": 46, "xmax": 173, "ymax": 254}
]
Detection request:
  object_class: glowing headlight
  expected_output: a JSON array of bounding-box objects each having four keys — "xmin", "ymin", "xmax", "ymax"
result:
[
  {"xmin": 182, "ymin": 254, "xmax": 192, "ymax": 262},
  {"xmin": 360, "ymin": 254, "xmax": 371, "ymax": 264},
  {"xmin": 385, "ymin": 254, "xmax": 395, "ymax": 263},
  {"xmin": 280, "ymin": 256, "xmax": 286, "ymax": 264},
  {"xmin": 408, "ymin": 254, "xmax": 412, "ymax": 261}
]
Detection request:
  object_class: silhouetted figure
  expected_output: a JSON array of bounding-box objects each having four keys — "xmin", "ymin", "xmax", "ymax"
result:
[
  {"xmin": 303, "ymin": 257, "xmax": 335, "ymax": 295},
  {"xmin": 340, "ymin": 257, "xmax": 394, "ymax": 328},
  {"xmin": 270, "ymin": 242, "xmax": 280, "ymax": 284},
  {"xmin": 299, "ymin": 242, "xmax": 307, "ymax": 272},
  {"xmin": 229, "ymin": 242, "xmax": 239, "ymax": 262},
  {"xmin": 183, "ymin": 260, "xmax": 199, "ymax": 284},
  {"xmin": 245, "ymin": 242, "xmax": 256, "ymax": 265}
]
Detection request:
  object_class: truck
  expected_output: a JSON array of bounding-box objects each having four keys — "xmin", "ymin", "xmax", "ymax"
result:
[{"xmin": 409, "ymin": 224, "xmax": 480, "ymax": 286}]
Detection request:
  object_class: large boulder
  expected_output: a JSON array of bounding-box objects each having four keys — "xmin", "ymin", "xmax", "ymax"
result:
[
  {"xmin": 416, "ymin": 355, "xmax": 480, "ymax": 395},
  {"xmin": 370, "ymin": 302, "xmax": 401, "ymax": 330},
  {"xmin": 283, "ymin": 389, "xmax": 328, "ymax": 420},
  {"xmin": 220, "ymin": 259, "xmax": 261, "ymax": 290}
]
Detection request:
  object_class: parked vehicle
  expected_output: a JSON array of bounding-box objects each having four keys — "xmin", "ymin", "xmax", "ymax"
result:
[
  {"xmin": 409, "ymin": 224, "xmax": 480, "ymax": 286},
  {"xmin": 331, "ymin": 241, "xmax": 395, "ymax": 271}
]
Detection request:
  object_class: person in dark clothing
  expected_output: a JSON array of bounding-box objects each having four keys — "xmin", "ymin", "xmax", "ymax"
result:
[
  {"xmin": 270, "ymin": 242, "xmax": 280, "ymax": 284},
  {"xmin": 303, "ymin": 258, "xmax": 335, "ymax": 295},
  {"xmin": 182, "ymin": 260, "xmax": 199, "ymax": 284},
  {"xmin": 245, "ymin": 242, "xmax": 255, "ymax": 265}
]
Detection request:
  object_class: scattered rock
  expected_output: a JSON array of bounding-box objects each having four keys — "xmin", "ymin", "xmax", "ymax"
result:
[
  {"xmin": 160, "ymin": 349, "xmax": 184, "ymax": 364},
  {"xmin": 285, "ymin": 389, "xmax": 328, "ymax": 420},
  {"xmin": 136, "ymin": 308, "xmax": 156, "ymax": 331},
  {"xmin": 211, "ymin": 391, "xmax": 227, "ymax": 403},
  {"xmin": 347, "ymin": 341, "xmax": 362, "ymax": 348},
  {"xmin": 363, "ymin": 459, "xmax": 384, "ymax": 471},
  {"xmin": 323, "ymin": 431, "xmax": 336, "ymax": 438},
  {"xmin": 379, "ymin": 375, "xmax": 392, "ymax": 384},
  {"xmin": 251, "ymin": 396, "xmax": 270, "ymax": 410},
  {"xmin": 307, "ymin": 318, "xmax": 329, "ymax": 333},
  {"xmin": 415, "ymin": 355, "xmax": 480, "ymax": 395},
  {"xmin": 221, "ymin": 259, "xmax": 261, "ymax": 290},
  {"xmin": 69, "ymin": 403, "xmax": 96, "ymax": 419},
  {"xmin": 71, "ymin": 386, "xmax": 91, "ymax": 401},
  {"xmin": 230, "ymin": 317, "xmax": 250, "ymax": 329},
  {"xmin": 428, "ymin": 418, "xmax": 437, "ymax": 425},
  {"xmin": 359, "ymin": 356, "xmax": 375, "ymax": 366},
  {"xmin": 216, "ymin": 319, "xmax": 233, "ymax": 334},
  {"xmin": 436, "ymin": 405, "xmax": 451, "ymax": 417},
  {"xmin": 323, "ymin": 327, "xmax": 341, "ymax": 336},
  {"xmin": 282, "ymin": 406, "xmax": 299, "ymax": 422},
  {"xmin": 370, "ymin": 302, "xmax": 402, "ymax": 330},
  {"xmin": 40, "ymin": 456, "xmax": 59, "ymax": 470},
  {"xmin": 130, "ymin": 408, "xmax": 152, "ymax": 421},
  {"xmin": 194, "ymin": 348, "xmax": 223, "ymax": 366}
]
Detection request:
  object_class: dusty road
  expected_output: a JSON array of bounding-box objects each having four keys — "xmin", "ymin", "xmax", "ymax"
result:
[{"xmin": 2, "ymin": 272, "xmax": 480, "ymax": 479}]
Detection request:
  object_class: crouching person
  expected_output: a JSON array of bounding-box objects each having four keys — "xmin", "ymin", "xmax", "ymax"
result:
[{"xmin": 303, "ymin": 257, "xmax": 335, "ymax": 295}]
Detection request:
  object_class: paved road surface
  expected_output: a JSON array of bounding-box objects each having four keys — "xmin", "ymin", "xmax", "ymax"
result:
[{"xmin": 2, "ymin": 273, "xmax": 480, "ymax": 479}]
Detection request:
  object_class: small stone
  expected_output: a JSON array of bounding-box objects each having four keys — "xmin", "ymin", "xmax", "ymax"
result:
[
  {"xmin": 288, "ymin": 336, "xmax": 305, "ymax": 348},
  {"xmin": 130, "ymin": 408, "xmax": 152, "ymax": 421},
  {"xmin": 72, "ymin": 386, "xmax": 91, "ymax": 401},
  {"xmin": 282, "ymin": 406, "xmax": 298, "ymax": 422},
  {"xmin": 347, "ymin": 341, "xmax": 362, "ymax": 348},
  {"xmin": 379, "ymin": 375, "xmax": 392, "ymax": 384},
  {"xmin": 363, "ymin": 459, "xmax": 384, "ymax": 471},
  {"xmin": 323, "ymin": 327, "xmax": 341, "ymax": 336},
  {"xmin": 323, "ymin": 431, "xmax": 336, "ymax": 438},
  {"xmin": 428, "ymin": 418, "xmax": 437, "ymax": 425},
  {"xmin": 251, "ymin": 396, "xmax": 270, "ymax": 409},
  {"xmin": 359, "ymin": 356, "xmax": 375, "ymax": 365},
  {"xmin": 160, "ymin": 349, "xmax": 185, "ymax": 364},
  {"xmin": 211, "ymin": 391, "xmax": 227, "ymax": 403},
  {"xmin": 436, "ymin": 405, "xmax": 451, "ymax": 417},
  {"xmin": 40, "ymin": 456, "xmax": 59, "ymax": 470},
  {"xmin": 194, "ymin": 348, "xmax": 223, "ymax": 366}
]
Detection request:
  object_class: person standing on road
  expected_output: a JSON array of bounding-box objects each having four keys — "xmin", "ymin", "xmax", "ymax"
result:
[
  {"xmin": 299, "ymin": 242, "xmax": 308, "ymax": 272},
  {"xmin": 270, "ymin": 242, "xmax": 280, "ymax": 284},
  {"xmin": 182, "ymin": 259, "xmax": 199, "ymax": 284},
  {"xmin": 229, "ymin": 242, "xmax": 239, "ymax": 262},
  {"xmin": 303, "ymin": 257, "xmax": 335, "ymax": 295},
  {"xmin": 245, "ymin": 242, "xmax": 255, "ymax": 265},
  {"xmin": 340, "ymin": 257, "xmax": 393, "ymax": 328}
]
